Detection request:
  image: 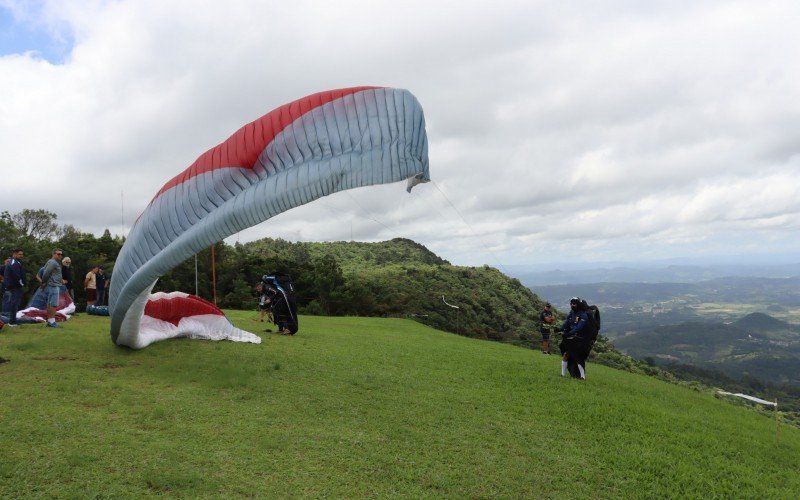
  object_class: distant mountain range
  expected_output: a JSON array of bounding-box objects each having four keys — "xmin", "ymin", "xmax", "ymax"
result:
[
  {"xmin": 532, "ymin": 276, "xmax": 800, "ymax": 311},
  {"xmin": 509, "ymin": 263, "xmax": 800, "ymax": 286}
]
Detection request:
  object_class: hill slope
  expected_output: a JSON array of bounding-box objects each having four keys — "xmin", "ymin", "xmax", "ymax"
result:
[
  {"xmin": 232, "ymin": 237, "xmax": 547, "ymax": 342},
  {"xmin": 734, "ymin": 312, "xmax": 799, "ymax": 332},
  {"xmin": 1, "ymin": 314, "xmax": 798, "ymax": 497}
]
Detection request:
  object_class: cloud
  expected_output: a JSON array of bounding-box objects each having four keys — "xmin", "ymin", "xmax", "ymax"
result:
[{"xmin": 1, "ymin": 0, "xmax": 799, "ymax": 267}]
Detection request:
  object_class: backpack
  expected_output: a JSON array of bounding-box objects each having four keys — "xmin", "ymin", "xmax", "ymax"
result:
[
  {"xmin": 262, "ymin": 272, "xmax": 298, "ymax": 334},
  {"xmin": 263, "ymin": 272, "xmax": 295, "ymax": 298},
  {"xmin": 580, "ymin": 299, "xmax": 601, "ymax": 343}
]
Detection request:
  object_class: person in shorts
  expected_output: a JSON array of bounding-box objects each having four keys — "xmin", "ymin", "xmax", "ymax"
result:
[
  {"xmin": 539, "ymin": 302, "xmax": 556, "ymax": 354},
  {"xmin": 84, "ymin": 265, "xmax": 99, "ymax": 307},
  {"xmin": 40, "ymin": 249, "xmax": 64, "ymax": 328}
]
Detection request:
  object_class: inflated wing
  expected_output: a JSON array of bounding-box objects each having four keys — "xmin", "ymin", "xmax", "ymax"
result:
[{"xmin": 109, "ymin": 87, "xmax": 430, "ymax": 348}]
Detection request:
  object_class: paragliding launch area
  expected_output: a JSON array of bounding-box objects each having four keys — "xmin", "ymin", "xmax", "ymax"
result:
[{"xmin": 109, "ymin": 87, "xmax": 430, "ymax": 348}]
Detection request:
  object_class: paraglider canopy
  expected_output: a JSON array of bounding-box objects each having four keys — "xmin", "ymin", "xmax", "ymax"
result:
[{"xmin": 109, "ymin": 86, "xmax": 430, "ymax": 349}]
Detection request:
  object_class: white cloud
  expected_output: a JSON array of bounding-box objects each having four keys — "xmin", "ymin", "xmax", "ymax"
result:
[{"xmin": 1, "ymin": 0, "xmax": 799, "ymax": 267}]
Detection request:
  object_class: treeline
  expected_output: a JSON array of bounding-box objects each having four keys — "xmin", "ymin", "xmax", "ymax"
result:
[{"xmin": 158, "ymin": 237, "xmax": 549, "ymax": 343}]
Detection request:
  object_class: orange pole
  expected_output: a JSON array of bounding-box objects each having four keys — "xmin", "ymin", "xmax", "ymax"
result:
[{"xmin": 210, "ymin": 245, "xmax": 217, "ymax": 305}]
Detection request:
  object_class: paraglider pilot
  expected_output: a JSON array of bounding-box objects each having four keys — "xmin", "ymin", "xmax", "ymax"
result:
[
  {"xmin": 260, "ymin": 274, "xmax": 298, "ymax": 335},
  {"xmin": 559, "ymin": 297, "xmax": 591, "ymax": 379}
]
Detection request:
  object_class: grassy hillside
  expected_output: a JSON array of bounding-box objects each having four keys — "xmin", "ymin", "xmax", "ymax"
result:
[
  {"xmin": 1, "ymin": 313, "xmax": 798, "ymax": 497},
  {"xmin": 236, "ymin": 237, "xmax": 548, "ymax": 342}
]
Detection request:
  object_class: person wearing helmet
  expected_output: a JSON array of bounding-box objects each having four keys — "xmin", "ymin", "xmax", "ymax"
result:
[{"xmin": 559, "ymin": 297, "xmax": 590, "ymax": 379}]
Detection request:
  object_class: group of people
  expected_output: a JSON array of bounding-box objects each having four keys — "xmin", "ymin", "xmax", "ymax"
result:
[
  {"xmin": 1, "ymin": 247, "xmax": 111, "ymax": 328},
  {"xmin": 83, "ymin": 265, "xmax": 110, "ymax": 307},
  {"xmin": 1, "ymin": 248, "xmax": 66, "ymax": 329},
  {"xmin": 539, "ymin": 297, "xmax": 600, "ymax": 380}
]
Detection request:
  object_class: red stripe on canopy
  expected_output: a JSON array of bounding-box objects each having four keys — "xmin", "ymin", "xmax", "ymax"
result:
[
  {"xmin": 153, "ymin": 86, "xmax": 380, "ymax": 200},
  {"xmin": 144, "ymin": 294, "xmax": 224, "ymax": 326}
]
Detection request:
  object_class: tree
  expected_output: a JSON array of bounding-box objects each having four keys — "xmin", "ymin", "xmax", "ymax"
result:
[
  {"xmin": 308, "ymin": 255, "xmax": 345, "ymax": 314},
  {"xmin": 12, "ymin": 209, "xmax": 60, "ymax": 241},
  {"xmin": 96, "ymin": 229, "xmax": 119, "ymax": 262},
  {"xmin": 0, "ymin": 211, "xmax": 23, "ymax": 256}
]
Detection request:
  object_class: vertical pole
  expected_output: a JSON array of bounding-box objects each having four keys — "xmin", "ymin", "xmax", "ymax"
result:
[
  {"xmin": 775, "ymin": 399, "xmax": 780, "ymax": 443},
  {"xmin": 210, "ymin": 245, "xmax": 217, "ymax": 306},
  {"xmin": 120, "ymin": 190, "xmax": 125, "ymax": 237}
]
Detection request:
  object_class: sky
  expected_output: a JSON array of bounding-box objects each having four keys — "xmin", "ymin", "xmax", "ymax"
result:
[{"xmin": 1, "ymin": 0, "xmax": 799, "ymax": 270}]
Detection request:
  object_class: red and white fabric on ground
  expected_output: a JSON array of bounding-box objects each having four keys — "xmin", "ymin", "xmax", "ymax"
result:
[
  {"xmin": 17, "ymin": 288, "xmax": 76, "ymax": 322},
  {"xmin": 136, "ymin": 292, "xmax": 260, "ymax": 347}
]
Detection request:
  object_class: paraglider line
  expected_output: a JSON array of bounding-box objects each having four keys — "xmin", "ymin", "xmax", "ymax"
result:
[
  {"xmin": 341, "ymin": 190, "xmax": 402, "ymax": 237},
  {"xmin": 431, "ymin": 180, "xmax": 509, "ymax": 274}
]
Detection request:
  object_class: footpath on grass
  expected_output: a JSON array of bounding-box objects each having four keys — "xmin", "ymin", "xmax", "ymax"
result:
[{"xmin": 0, "ymin": 312, "xmax": 798, "ymax": 498}]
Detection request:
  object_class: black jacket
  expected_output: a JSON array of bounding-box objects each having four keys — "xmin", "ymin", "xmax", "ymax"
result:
[{"xmin": 3, "ymin": 258, "xmax": 25, "ymax": 289}]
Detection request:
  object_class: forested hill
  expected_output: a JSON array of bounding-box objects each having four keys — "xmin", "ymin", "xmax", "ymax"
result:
[
  {"xmin": 734, "ymin": 312, "xmax": 800, "ymax": 332},
  {"xmin": 214, "ymin": 237, "xmax": 548, "ymax": 343}
]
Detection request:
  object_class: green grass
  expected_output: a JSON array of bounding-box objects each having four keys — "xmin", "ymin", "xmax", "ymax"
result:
[{"xmin": 1, "ymin": 312, "xmax": 799, "ymax": 497}]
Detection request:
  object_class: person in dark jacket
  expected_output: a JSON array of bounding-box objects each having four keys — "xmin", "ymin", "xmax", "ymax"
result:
[
  {"xmin": 61, "ymin": 257, "xmax": 74, "ymax": 300},
  {"xmin": 95, "ymin": 266, "xmax": 107, "ymax": 306},
  {"xmin": 559, "ymin": 297, "xmax": 591, "ymax": 379},
  {"xmin": 2, "ymin": 249, "xmax": 26, "ymax": 326},
  {"xmin": 261, "ymin": 274, "xmax": 298, "ymax": 335}
]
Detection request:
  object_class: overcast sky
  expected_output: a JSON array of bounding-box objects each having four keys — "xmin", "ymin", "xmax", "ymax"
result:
[{"xmin": 1, "ymin": 0, "xmax": 798, "ymax": 269}]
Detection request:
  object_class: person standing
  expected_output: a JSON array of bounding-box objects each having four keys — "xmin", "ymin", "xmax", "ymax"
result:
[
  {"xmin": 254, "ymin": 282, "xmax": 273, "ymax": 324},
  {"xmin": 2, "ymin": 249, "xmax": 26, "ymax": 327},
  {"xmin": 34, "ymin": 266, "xmax": 45, "ymax": 285},
  {"xmin": 95, "ymin": 266, "xmax": 107, "ymax": 306},
  {"xmin": 84, "ymin": 265, "xmax": 98, "ymax": 308},
  {"xmin": 539, "ymin": 302, "xmax": 556, "ymax": 354},
  {"xmin": 559, "ymin": 297, "xmax": 590, "ymax": 379},
  {"xmin": 61, "ymin": 257, "xmax": 74, "ymax": 300},
  {"xmin": 40, "ymin": 249, "xmax": 64, "ymax": 328}
]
